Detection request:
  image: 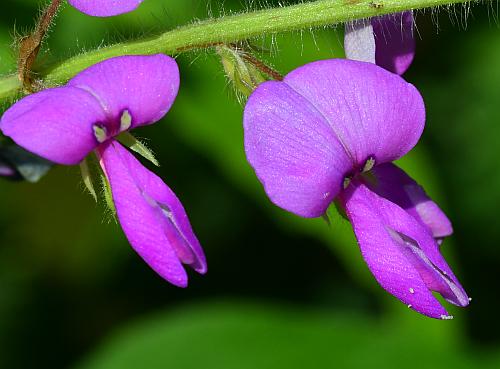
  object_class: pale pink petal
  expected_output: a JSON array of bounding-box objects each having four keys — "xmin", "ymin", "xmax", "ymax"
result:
[{"xmin": 344, "ymin": 20, "xmax": 376, "ymax": 64}]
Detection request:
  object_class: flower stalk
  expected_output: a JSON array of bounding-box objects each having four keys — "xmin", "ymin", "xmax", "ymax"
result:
[
  {"xmin": 18, "ymin": 0, "xmax": 63, "ymax": 92},
  {"xmin": 0, "ymin": 0, "xmax": 484, "ymax": 102}
]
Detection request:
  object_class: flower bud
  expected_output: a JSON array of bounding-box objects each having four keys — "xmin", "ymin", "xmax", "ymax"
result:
[{"xmin": 217, "ymin": 45, "xmax": 267, "ymax": 98}]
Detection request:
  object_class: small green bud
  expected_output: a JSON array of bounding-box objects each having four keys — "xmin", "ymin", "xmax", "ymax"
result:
[{"xmin": 216, "ymin": 45, "xmax": 267, "ymax": 98}]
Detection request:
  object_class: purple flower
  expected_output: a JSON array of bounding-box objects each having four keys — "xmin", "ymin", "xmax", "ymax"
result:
[
  {"xmin": 243, "ymin": 59, "xmax": 469, "ymax": 318},
  {"xmin": 344, "ymin": 12, "xmax": 415, "ymax": 75},
  {"xmin": 0, "ymin": 55, "xmax": 207, "ymax": 287},
  {"xmin": 68, "ymin": 0, "xmax": 144, "ymax": 17}
]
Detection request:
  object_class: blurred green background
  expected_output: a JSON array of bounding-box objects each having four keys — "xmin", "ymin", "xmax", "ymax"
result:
[{"xmin": 1, "ymin": 0, "xmax": 500, "ymax": 368}]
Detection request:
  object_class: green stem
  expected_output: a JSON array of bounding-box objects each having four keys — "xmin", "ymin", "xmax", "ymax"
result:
[{"xmin": 0, "ymin": 0, "xmax": 484, "ymax": 102}]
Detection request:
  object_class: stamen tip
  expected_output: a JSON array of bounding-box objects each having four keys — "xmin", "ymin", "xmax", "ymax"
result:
[
  {"xmin": 120, "ymin": 110, "xmax": 132, "ymax": 132},
  {"xmin": 343, "ymin": 177, "xmax": 352, "ymax": 190},
  {"xmin": 93, "ymin": 124, "xmax": 108, "ymax": 143},
  {"xmin": 362, "ymin": 156, "xmax": 376, "ymax": 173}
]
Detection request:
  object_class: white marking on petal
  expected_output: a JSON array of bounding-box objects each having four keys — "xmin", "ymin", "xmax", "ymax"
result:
[
  {"xmin": 387, "ymin": 228, "xmax": 469, "ymax": 307},
  {"xmin": 140, "ymin": 190, "xmax": 197, "ymax": 266},
  {"xmin": 344, "ymin": 20, "xmax": 376, "ymax": 64}
]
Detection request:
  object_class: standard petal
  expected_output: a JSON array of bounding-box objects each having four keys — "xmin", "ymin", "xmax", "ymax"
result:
[
  {"xmin": 344, "ymin": 20, "xmax": 376, "ymax": 64},
  {"xmin": 372, "ymin": 12, "xmax": 415, "ymax": 75},
  {"xmin": 68, "ymin": 0, "xmax": 143, "ymax": 17},
  {"xmin": 68, "ymin": 55, "xmax": 180, "ymax": 128},
  {"xmin": 340, "ymin": 182, "xmax": 469, "ymax": 319},
  {"xmin": 99, "ymin": 141, "xmax": 206, "ymax": 286},
  {"xmin": 244, "ymin": 81, "xmax": 352, "ymax": 218},
  {"xmin": 368, "ymin": 163, "xmax": 453, "ymax": 239},
  {"xmin": 0, "ymin": 87, "xmax": 106, "ymax": 165},
  {"xmin": 283, "ymin": 59, "xmax": 425, "ymax": 168}
]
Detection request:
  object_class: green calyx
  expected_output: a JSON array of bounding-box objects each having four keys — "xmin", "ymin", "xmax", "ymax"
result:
[{"xmin": 217, "ymin": 45, "xmax": 268, "ymax": 98}]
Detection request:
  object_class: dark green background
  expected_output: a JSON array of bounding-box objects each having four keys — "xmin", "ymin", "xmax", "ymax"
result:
[{"xmin": 1, "ymin": 1, "xmax": 499, "ymax": 368}]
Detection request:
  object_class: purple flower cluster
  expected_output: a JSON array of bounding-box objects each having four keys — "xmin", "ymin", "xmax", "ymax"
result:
[
  {"xmin": 0, "ymin": 2, "xmax": 469, "ymax": 319},
  {"xmin": 243, "ymin": 59, "xmax": 468, "ymax": 318}
]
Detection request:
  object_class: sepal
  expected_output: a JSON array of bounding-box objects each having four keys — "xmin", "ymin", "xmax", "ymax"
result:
[
  {"xmin": 117, "ymin": 132, "xmax": 159, "ymax": 167},
  {"xmin": 217, "ymin": 45, "xmax": 269, "ymax": 99}
]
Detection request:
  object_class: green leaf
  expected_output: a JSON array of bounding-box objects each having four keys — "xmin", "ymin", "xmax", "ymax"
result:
[{"xmin": 75, "ymin": 301, "xmax": 499, "ymax": 369}]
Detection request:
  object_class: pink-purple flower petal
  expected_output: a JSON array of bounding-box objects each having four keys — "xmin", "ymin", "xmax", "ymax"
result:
[
  {"xmin": 0, "ymin": 87, "xmax": 107, "ymax": 165},
  {"xmin": 68, "ymin": 0, "xmax": 144, "ymax": 17},
  {"xmin": 68, "ymin": 55, "xmax": 180, "ymax": 129},
  {"xmin": 283, "ymin": 59, "xmax": 425, "ymax": 167},
  {"xmin": 244, "ymin": 81, "xmax": 352, "ymax": 218},
  {"xmin": 1, "ymin": 55, "xmax": 180, "ymax": 165},
  {"xmin": 244, "ymin": 59, "xmax": 425, "ymax": 217},
  {"xmin": 372, "ymin": 12, "xmax": 415, "ymax": 75},
  {"xmin": 369, "ymin": 163, "xmax": 453, "ymax": 239},
  {"xmin": 98, "ymin": 140, "xmax": 206, "ymax": 286},
  {"xmin": 344, "ymin": 12, "xmax": 415, "ymax": 75},
  {"xmin": 340, "ymin": 181, "xmax": 469, "ymax": 318}
]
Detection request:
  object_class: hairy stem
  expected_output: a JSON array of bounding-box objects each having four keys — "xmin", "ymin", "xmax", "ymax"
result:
[
  {"xmin": 18, "ymin": 0, "xmax": 63, "ymax": 92},
  {"xmin": 0, "ymin": 0, "xmax": 484, "ymax": 102}
]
